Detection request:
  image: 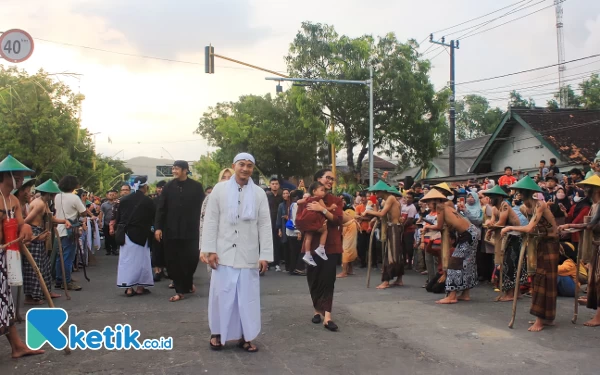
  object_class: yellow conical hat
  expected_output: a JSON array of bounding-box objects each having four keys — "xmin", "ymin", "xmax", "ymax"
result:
[
  {"xmin": 577, "ymin": 174, "xmax": 600, "ymax": 188},
  {"xmin": 420, "ymin": 189, "xmax": 448, "ymax": 202},
  {"xmin": 433, "ymin": 182, "xmax": 452, "ymax": 195}
]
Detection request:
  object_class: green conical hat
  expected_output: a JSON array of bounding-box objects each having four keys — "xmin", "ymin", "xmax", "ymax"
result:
[
  {"xmin": 368, "ymin": 180, "xmax": 391, "ymax": 192},
  {"xmin": 0, "ymin": 155, "xmax": 34, "ymax": 174},
  {"xmin": 482, "ymin": 185, "xmax": 509, "ymax": 197},
  {"xmin": 35, "ymin": 179, "xmax": 61, "ymax": 194},
  {"xmin": 85, "ymin": 200, "xmax": 92, "ymax": 206},
  {"xmin": 509, "ymin": 175, "xmax": 542, "ymax": 192},
  {"xmin": 12, "ymin": 176, "xmax": 36, "ymax": 194},
  {"xmin": 387, "ymin": 185, "xmax": 402, "ymax": 197}
]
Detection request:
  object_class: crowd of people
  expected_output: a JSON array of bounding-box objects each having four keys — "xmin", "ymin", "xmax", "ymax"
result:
[{"xmin": 2, "ymin": 151, "xmax": 600, "ymax": 359}]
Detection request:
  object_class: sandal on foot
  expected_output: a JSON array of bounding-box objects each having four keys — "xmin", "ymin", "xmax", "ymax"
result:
[
  {"xmin": 125, "ymin": 288, "xmax": 136, "ymax": 297},
  {"xmin": 169, "ymin": 294, "xmax": 185, "ymax": 302},
  {"xmin": 311, "ymin": 314, "xmax": 322, "ymax": 324},
  {"xmin": 324, "ymin": 320, "xmax": 338, "ymax": 331},
  {"xmin": 209, "ymin": 335, "xmax": 223, "ymax": 351},
  {"xmin": 237, "ymin": 340, "xmax": 258, "ymax": 353},
  {"xmin": 136, "ymin": 288, "xmax": 151, "ymax": 295},
  {"xmin": 168, "ymin": 283, "xmax": 175, "ymax": 289}
]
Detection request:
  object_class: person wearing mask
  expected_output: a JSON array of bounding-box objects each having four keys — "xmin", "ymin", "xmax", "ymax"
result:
[
  {"xmin": 550, "ymin": 186, "xmax": 571, "ymax": 226},
  {"xmin": 560, "ymin": 188, "xmax": 591, "ymax": 247}
]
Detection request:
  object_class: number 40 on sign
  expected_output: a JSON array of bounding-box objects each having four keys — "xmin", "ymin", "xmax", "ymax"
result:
[{"xmin": 0, "ymin": 29, "xmax": 34, "ymax": 63}]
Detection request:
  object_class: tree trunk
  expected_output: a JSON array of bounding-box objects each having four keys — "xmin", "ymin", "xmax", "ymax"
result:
[{"xmin": 356, "ymin": 146, "xmax": 368, "ymax": 178}]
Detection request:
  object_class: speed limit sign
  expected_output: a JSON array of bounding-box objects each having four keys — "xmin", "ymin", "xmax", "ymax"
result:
[{"xmin": 0, "ymin": 29, "xmax": 34, "ymax": 63}]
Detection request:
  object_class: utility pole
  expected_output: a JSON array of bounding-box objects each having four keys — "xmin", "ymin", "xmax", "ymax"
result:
[
  {"xmin": 330, "ymin": 115, "xmax": 337, "ymax": 189},
  {"xmin": 430, "ymin": 34, "xmax": 459, "ymax": 177}
]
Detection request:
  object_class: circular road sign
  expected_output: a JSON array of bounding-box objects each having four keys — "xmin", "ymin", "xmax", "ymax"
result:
[{"xmin": 0, "ymin": 29, "xmax": 34, "ymax": 63}]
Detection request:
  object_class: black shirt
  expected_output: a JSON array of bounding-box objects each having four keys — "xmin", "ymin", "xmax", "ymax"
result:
[
  {"xmin": 154, "ymin": 178, "xmax": 205, "ymax": 240},
  {"xmin": 267, "ymin": 190, "xmax": 284, "ymax": 227},
  {"xmin": 116, "ymin": 191, "xmax": 155, "ymax": 247}
]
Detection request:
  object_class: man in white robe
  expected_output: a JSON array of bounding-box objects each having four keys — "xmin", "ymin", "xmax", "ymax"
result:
[{"xmin": 202, "ymin": 153, "xmax": 273, "ymax": 352}]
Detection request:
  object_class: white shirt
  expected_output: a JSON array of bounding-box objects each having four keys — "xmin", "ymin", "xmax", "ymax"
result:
[
  {"xmin": 285, "ymin": 202, "xmax": 300, "ymax": 237},
  {"xmin": 201, "ymin": 180, "xmax": 273, "ymax": 268},
  {"xmin": 55, "ymin": 193, "xmax": 86, "ymax": 237}
]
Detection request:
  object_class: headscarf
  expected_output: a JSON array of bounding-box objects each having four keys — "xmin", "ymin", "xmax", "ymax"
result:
[
  {"xmin": 572, "ymin": 188, "xmax": 591, "ymax": 219},
  {"xmin": 227, "ymin": 153, "xmax": 257, "ymax": 225},
  {"xmin": 218, "ymin": 168, "xmax": 234, "ymax": 181},
  {"xmin": 464, "ymin": 191, "xmax": 482, "ymax": 225}
]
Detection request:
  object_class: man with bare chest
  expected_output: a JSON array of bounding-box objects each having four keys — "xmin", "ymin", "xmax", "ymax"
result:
[
  {"xmin": 0, "ymin": 155, "xmax": 43, "ymax": 358},
  {"xmin": 502, "ymin": 176, "xmax": 559, "ymax": 332},
  {"xmin": 422, "ymin": 189, "xmax": 480, "ymax": 304},
  {"xmin": 483, "ymin": 185, "xmax": 528, "ymax": 302},
  {"xmin": 365, "ymin": 181, "xmax": 404, "ymax": 289},
  {"xmin": 23, "ymin": 179, "xmax": 70, "ymax": 304}
]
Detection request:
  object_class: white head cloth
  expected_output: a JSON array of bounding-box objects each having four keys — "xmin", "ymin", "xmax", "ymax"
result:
[
  {"xmin": 227, "ymin": 153, "xmax": 257, "ymax": 225},
  {"xmin": 131, "ymin": 181, "xmax": 148, "ymax": 192}
]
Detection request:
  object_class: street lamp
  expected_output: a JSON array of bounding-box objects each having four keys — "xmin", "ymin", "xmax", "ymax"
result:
[{"xmin": 265, "ymin": 66, "xmax": 375, "ymax": 187}]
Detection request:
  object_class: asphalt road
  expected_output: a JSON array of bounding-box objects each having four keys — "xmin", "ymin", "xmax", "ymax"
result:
[{"xmin": 0, "ymin": 252, "xmax": 598, "ymax": 375}]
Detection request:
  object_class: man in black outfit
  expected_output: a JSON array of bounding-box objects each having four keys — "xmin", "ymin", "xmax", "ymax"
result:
[
  {"xmin": 154, "ymin": 161, "xmax": 205, "ymax": 302},
  {"xmin": 152, "ymin": 180, "xmax": 167, "ymax": 281},
  {"xmin": 266, "ymin": 177, "xmax": 284, "ymax": 272}
]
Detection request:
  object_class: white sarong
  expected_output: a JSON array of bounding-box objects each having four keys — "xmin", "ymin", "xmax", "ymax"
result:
[
  {"xmin": 208, "ymin": 265, "xmax": 261, "ymax": 342},
  {"xmin": 116, "ymin": 235, "xmax": 154, "ymax": 288}
]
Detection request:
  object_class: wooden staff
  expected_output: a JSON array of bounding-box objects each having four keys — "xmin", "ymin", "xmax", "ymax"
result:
[
  {"xmin": 54, "ymin": 228, "xmax": 71, "ymax": 300},
  {"xmin": 366, "ymin": 220, "xmax": 379, "ymax": 288},
  {"xmin": 441, "ymin": 226, "xmax": 450, "ymax": 271},
  {"xmin": 20, "ymin": 242, "xmax": 71, "ymax": 355},
  {"xmin": 509, "ymin": 234, "xmax": 529, "ymax": 329}
]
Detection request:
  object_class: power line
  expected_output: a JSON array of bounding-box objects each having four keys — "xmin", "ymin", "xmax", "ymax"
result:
[
  {"xmin": 431, "ymin": 0, "xmax": 529, "ymax": 34},
  {"xmin": 455, "ymin": 53, "xmax": 600, "ymax": 85},
  {"xmin": 450, "ymin": 0, "xmax": 541, "ymax": 39},
  {"xmin": 0, "ymin": 31, "xmax": 287, "ymax": 74},
  {"xmin": 459, "ymin": 0, "xmax": 566, "ymax": 40}
]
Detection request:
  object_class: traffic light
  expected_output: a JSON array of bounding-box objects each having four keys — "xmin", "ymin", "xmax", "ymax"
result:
[{"xmin": 205, "ymin": 45, "xmax": 214, "ymax": 74}]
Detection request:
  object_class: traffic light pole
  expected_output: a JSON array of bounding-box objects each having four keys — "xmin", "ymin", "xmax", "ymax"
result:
[
  {"xmin": 265, "ymin": 74, "xmax": 375, "ymax": 188},
  {"xmin": 205, "ymin": 44, "xmax": 288, "ymax": 78},
  {"xmin": 429, "ymin": 35, "xmax": 459, "ymax": 177}
]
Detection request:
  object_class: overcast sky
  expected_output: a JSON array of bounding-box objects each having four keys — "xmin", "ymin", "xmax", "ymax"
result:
[{"xmin": 2, "ymin": 0, "xmax": 599, "ymax": 162}]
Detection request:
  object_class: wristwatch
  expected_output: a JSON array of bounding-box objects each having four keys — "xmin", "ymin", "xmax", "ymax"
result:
[{"xmin": 322, "ymin": 209, "xmax": 328, "ymax": 215}]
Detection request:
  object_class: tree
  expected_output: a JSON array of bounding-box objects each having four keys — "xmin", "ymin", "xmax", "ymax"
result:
[
  {"xmin": 196, "ymin": 87, "xmax": 325, "ymax": 179},
  {"xmin": 546, "ymin": 85, "xmax": 582, "ymax": 109},
  {"xmin": 455, "ymin": 95, "xmax": 504, "ymax": 140},
  {"xmin": 0, "ymin": 65, "xmax": 125, "ymax": 193},
  {"xmin": 580, "ymin": 74, "xmax": 600, "ymax": 109},
  {"xmin": 285, "ymin": 22, "xmax": 449, "ymax": 172},
  {"xmin": 509, "ymin": 90, "xmax": 534, "ymax": 108},
  {"xmin": 193, "ymin": 152, "xmax": 223, "ymax": 188}
]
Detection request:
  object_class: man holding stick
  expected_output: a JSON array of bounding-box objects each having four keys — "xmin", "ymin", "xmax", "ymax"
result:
[
  {"xmin": 0, "ymin": 155, "xmax": 44, "ymax": 358},
  {"xmin": 501, "ymin": 176, "xmax": 559, "ymax": 332},
  {"xmin": 23, "ymin": 179, "xmax": 69, "ymax": 304}
]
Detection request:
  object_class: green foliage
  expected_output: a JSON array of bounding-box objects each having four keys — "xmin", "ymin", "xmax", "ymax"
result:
[
  {"xmin": 196, "ymin": 87, "xmax": 325, "ymax": 179},
  {"xmin": 580, "ymin": 74, "xmax": 600, "ymax": 109},
  {"xmin": 456, "ymin": 95, "xmax": 504, "ymax": 140},
  {"xmin": 0, "ymin": 65, "xmax": 128, "ymax": 194},
  {"xmin": 286, "ymin": 22, "xmax": 449, "ymax": 171},
  {"xmin": 193, "ymin": 152, "xmax": 223, "ymax": 188},
  {"xmin": 509, "ymin": 90, "xmax": 534, "ymax": 108}
]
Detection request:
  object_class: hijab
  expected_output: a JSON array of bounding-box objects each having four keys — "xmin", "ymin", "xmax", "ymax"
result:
[
  {"xmin": 465, "ymin": 191, "xmax": 483, "ymax": 224},
  {"xmin": 572, "ymin": 188, "xmax": 591, "ymax": 219}
]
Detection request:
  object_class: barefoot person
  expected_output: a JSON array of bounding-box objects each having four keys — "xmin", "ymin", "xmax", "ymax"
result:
[
  {"xmin": 422, "ymin": 189, "xmax": 480, "ymax": 304},
  {"xmin": 296, "ymin": 169, "xmax": 343, "ymax": 331},
  {"xmin": 364, "ymin": 181, "xmax": 404, "ymax": 289},
  {"xmin": 483, "ymin": 185, "xmax": 527, "ymax": 302},
  {"xmin": 23, "ymin": 179, "xmax": 67, "ymax": 304},
  {"xmin": 0, "ymin": 155, "xmax": 44, "ymax": 358},
  {"xmin": 501, "ymin": 176, "xmax": 559, "ymax": 332},
  {"xmin": 558, "ymin": 175, "xmax": 600, "ymax": 327},
  {"xmin": 202, "ymin": 153, "xmax": 272, "ymax": 352}
]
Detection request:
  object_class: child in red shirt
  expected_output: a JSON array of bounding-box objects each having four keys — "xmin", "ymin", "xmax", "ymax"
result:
[{"xmin": 297, "ymin": 182, "xmax": 336, "ymax": 266}]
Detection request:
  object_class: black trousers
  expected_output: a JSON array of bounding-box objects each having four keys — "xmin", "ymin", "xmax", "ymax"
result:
[
  {"xmin": 103, "ymin": 225, "xmax": 116, "ymax": 254},
  {"xmin": 307, "ymin": 253, "xmax": 340, "ymax": 314},
  {"xmin": 151, "ymin": 237, "xmax": 166, "ymax": 269},
  {"xmin": 287, "ymin": 236, "xmax": 305, "ymax": 273},
  {"xmin": 270, "ymin": 228, "xmax": 281, "ymax": 267},
  {"xmin": 165, "ymin": 238, "xmax": 199, "ymax": 294},
  {"xmin": 358, "ymin": 231, "xmax": 378, "ymax": 267}
]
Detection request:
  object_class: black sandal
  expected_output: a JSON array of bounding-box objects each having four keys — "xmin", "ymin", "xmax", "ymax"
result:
[
  {"xmin": 237, "ymin": 339, "xmax": 258, "ymax": 353},
  {"xmin": 125, "ymin": 288, "xmax": 136, "ymax": 297},
  {"xmin": 209, "ymin": 335, "xmax": 222, "ymax": 351},
  {"xmin": 324, "ymin": 320, "xmax": 338, "ymax": 331}
]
